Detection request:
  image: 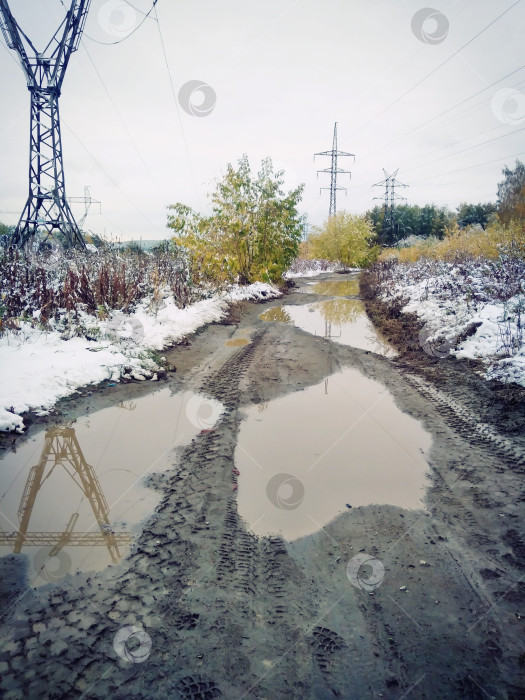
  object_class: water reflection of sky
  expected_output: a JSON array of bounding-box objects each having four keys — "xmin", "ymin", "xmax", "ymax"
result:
[{"xmin": 237, "ymin": 368, "xmax": 431, "ymax": 541}]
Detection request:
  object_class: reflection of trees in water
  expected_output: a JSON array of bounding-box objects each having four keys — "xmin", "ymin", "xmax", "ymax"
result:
[
  {"xmin": 313, "ymin": 299, "xmax": 364, "ymax": 326},
  {"xmin": 259, "ymin": 307, "xmax": 293, "ymax": 324},
  {"xmin": 312, "ymin": 280, "xmax": 360, "ymax": 296},
  {"xmin": 262, "ymin": 300, "xmax": 363, "ymax": 328}
]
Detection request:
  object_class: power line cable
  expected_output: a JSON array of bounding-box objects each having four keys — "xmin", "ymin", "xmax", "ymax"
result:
[
  {"xmin": 153, "ymin": 2, "xmax": 201, "ymax": 206},
  {"xmin": 121, "ymin": 0, "xmax": 151, "ymax": 17},
  {"xmin": 80, "ymin": 39, "xmax": 164, "ymax": 198},
  {"xmin": 360, "ymin": 64, "xmax": 525, "ymax": 159},
  {"xmin": 361, "ymin": 110, "xmax": 525, "ymax": 178},
  {"xmin": 410, "ymin": 150, "xmax": 525, "ymax": 184},
  {"xmin": 402, "ymin": 126, "xmax": 525, "ymax": 175},
  {"xmin": 83, "ymin": 0, "xmax": 158, "ymax": 46},
  {"xmin": 349, "ymin": 145, "xmax": 524, "ymax": 201},
  {"xmin": 394, "ymin": 119, "xmax": 524, "ymax": 175},
  {"xmin": 362, "ymin": 117, "xmax": 513, "ymax": 177},
  {"xmin": 60, "ymin": 118, "xmax": 158, "ymax": 228},
  {"xmin": 81, "ymin": 2, "xmax": 201, "ymax": 216},
  {"xmin": 353, "ymin": 0, "xmax": 523, "ymax": 136}
]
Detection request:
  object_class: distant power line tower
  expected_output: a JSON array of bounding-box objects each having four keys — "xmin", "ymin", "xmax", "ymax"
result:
[
  {"xmin": 0, "ymin": 0, "xmax": 90, "ymax": 249},
  {"xmin": 373, "ymin": 169, "xmax": 408, "ymax": 237},
  {"xmin": 314, "ymin": 122, "xmax": 355, "ymax": 218},
  {"xmin": 68, "ymin": 186, "xmax": 101, "ymax": 230}
]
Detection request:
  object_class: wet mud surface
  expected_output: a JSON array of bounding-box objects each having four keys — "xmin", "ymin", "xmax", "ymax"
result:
[{"xmin": 0, "ymin": 272, "xmax": 524, "ymax": 699}]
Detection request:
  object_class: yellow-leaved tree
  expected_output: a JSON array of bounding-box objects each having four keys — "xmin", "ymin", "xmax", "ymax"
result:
[
  {"xmin": 308, "ymin": 212, "xmax": 377, "ymax": 267},
  {"xmin": 167, "ymin": 156, "xmax": 305, "ymax": 285}
]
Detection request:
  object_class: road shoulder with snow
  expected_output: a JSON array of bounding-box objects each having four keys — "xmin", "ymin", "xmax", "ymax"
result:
[
  {"xmin": 0, "ymin": 282, "xmax": 281, "ymax": 433},
  {"xmin": 1, "ymin": 271, "xmax": 524, "ymax": 698}
]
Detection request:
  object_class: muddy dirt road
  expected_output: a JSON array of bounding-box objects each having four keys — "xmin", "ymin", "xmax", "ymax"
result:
[{"xmin": 0, "ymin": 272, "xmax": 524, "ymax": 699}]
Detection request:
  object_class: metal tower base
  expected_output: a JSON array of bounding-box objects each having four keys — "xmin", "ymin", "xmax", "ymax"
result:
[{"xmin": 11, "ymin": 88, "xmax": 85, "ymax": 248}]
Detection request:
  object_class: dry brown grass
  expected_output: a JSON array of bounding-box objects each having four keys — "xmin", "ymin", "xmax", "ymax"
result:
[
  {"xmin": 379, "ymin": 220, "xmax": 525, "ymax": 264},
  {"xmin": 0, "ymin": 244, "xmax": 194, "ymax": 333}
]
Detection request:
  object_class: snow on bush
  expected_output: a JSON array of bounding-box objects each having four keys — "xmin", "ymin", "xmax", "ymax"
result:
[
  {"xmin": 0, "ymin": 243, "xmax": 196, "ymax": 334},
  {"xmin": 0, "ymin": 242, "xmax": 281, "ymax": 432},
  {"xmin": 396, "ymin": 235, "xmax": 440, "ymax": 249},
  {"xmin": 374, "ymin": 257, "xmax": 525, "ymax": 387},
  {"xmin": 284, "ymin": 258, "xmax": 347, "ymax": 278}
]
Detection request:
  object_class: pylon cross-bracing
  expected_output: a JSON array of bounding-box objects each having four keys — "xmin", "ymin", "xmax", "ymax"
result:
[
  {"xmin": 373, "ymin": 168, "xmax": 408, "ymax": 237},
  {"xmin": 0, "ymin": 0, "xmax": 91, "ymax": 248},
  {"xmin": 314, "ymin": 122, "xmax": 355, "ymax": 218}
]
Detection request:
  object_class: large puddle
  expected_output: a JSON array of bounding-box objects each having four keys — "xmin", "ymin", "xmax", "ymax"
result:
[
  {"xmin": 0, "ymin": 389, "xmax": 223, "ymax": 585},
  {"xmin": 303, "ymin": 279, "xmax": 360, "ymax": 296},
  {"xmin": 260, "ymin": 299, "xmax": 396, "ymax": 357},
  {"xmin": 236, "ymin": 368, "xmax": 431, "ymax": 541}
]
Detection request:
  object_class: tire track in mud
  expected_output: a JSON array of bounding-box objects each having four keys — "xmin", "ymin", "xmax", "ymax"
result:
[
  {"xmin": 190, "ymin": 330, "xmax": 326, "ymax": 696},
  {"xmin": 190, "ymin": 328, "xmax": 380, "ymax": 698},
  {"xmin": 401, "ymin": 372, "xmax": 525, "ymax": 471},
  {"xmin": 0, "ymin": 330, "xmax": 301, "ymax": 698},
  {"xmin": 392, "ymin": 371, "xmax": 525, "ymax": 644},
  {"xmin": 90, "ymin": 327, "xmax": 316, "ymax": 697},
  {"xmin": 184, "ymin": 326, "xmax": 361, "ymax": 699},
  {"xmin": 2, "ymin": 278, "xmax": 525, "ymax": 698},
  {"xmin": 153, "ymin": 327, "xmax": 337, "ymax": 698}
]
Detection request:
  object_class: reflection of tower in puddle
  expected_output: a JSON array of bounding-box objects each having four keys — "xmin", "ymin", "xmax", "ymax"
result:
[
  {"xmin": 324, "ymin": 318, "xmax": 341, "ymax": 340},
  {"xmin": 324, "ymin": 315, "xmax": 341, "ymax": 341},
  {"xmin": 0, "ymin": 426, "xmax": 130, "ymax": 565}
]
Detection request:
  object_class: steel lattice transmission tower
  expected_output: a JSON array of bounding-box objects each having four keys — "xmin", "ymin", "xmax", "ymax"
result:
[
  {"xmin": 314, "ymin": 122, "xmax": 355, "ymax": 218},
  {"xmin": 373, "ymin": 169, "xmax": 408, "ymax": 238},
  {"xmin": 0, "ymin": 0, "xmax": 91, "ymax": 249},
  {"xmin": 68, "ymin": 186, "xmax": 101, "ymax": 230}
]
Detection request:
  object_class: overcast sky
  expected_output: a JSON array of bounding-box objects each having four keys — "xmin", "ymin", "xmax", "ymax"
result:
[{"xmin": 1, "ymin": 0, "xmax": 524, "ymax": 240}]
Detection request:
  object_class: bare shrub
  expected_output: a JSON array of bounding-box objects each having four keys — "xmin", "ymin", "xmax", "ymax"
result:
[{"xmin": 0, "ymin": 243, "xmax": 195, "ymax": 334}]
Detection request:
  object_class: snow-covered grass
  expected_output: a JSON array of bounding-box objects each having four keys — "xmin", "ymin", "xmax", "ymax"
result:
[
  {"xmin": 0, "ymin": 282, "xmax": 280, "ymax": 433},
  {"xmin": 374, "ymin": 257, "xmax": 525, "ymax": 387},
  {"xmin": 0, "ymin": 243, "xmax": 196, "ymax": 333},
  {"xmin": 284, "ymin": 258, "xmax": 347, "ymax": 278}
]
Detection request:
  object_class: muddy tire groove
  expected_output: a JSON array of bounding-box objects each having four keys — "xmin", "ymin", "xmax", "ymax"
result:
[
  {"xmin": 403, "ymin": 372, "xmax": 525, "ymax": 470},
  {"xmin": 2, "ymin": 275, "xmax": 525, "ymax": 698}
]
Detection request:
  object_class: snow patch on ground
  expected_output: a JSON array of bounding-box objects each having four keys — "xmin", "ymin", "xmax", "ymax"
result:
[
  {"xmin": 284, "ymin": 259, "xmax": 348, "ymax": 278},
  {"xmin": 0, "ymin": 282, "xmax": 281, "ymax": 432},
  {"xmin": 378, "ymin": 259, "xmax": 525, "ymax": 387}
]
